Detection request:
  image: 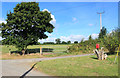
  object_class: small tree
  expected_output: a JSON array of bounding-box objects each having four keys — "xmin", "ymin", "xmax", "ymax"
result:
[
  {"xmin": 55, "ymin": 38, "xmax": 61, "ymax": 44},
  {"xmin": 67, "ymin": 41, "xmax": 71, "ymax": 44},
  {"xmin": 1, "ymin": 2, "xmax": 54, "ymax": 54},
  {"xmin": 74, "ymin": 41, "xmax": 78, "ymax": 44},
  {"xmin": 80, "ymin": 38, "xmax": 84, "ymax": 43},
  {"xmin": 99, "ymin": 27, "xmax": 107, "ymax": 38},
  {"xmin": 43, "ymin": 42, "xmax": 54, "ymax": 44},
  {"xmin": 88, "ymin": 35, "xmax": 92, "ymax": 40},
  {"xmin": 62, "ymin": 41, "xmax": 67, "ymax": 44},
  {"xmin": 103, "ymin": 30, "xmax": 119, "ymax": 54}
]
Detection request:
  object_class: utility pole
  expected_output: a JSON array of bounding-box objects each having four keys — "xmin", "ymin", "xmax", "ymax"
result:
[{"xmin": 97, "ymin": 11, "xmax": 105, "ymax": 31}]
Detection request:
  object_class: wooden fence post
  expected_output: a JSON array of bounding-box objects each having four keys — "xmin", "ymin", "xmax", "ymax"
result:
[{"xmin": 40, "ymin": 47, "xmax": 42, "ymax": 55}]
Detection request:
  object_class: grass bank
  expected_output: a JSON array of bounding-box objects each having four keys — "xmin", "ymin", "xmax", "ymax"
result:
[{"xmin": 35, "ymin": 55, "xmax": 118, "ymax": 76}]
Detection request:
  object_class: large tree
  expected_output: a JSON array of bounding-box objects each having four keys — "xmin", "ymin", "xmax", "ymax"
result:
[{"xmin": 1, "ymin": 2, "xmax": 54, "ymax": 53}]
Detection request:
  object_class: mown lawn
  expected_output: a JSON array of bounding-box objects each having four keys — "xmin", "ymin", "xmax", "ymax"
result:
[{"xmin": 35, "ymin": 55, "xmax": 118, "ymax": 76}]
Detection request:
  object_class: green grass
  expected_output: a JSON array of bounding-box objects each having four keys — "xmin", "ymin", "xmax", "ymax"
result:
[
  {"xmin": 28, "ymin": 45, "xmax": 70, "ymax": 53},
  {"xmin": 1, "ymin": 44, "xmax": 71, "ymax": 54},
  {"xmin": 1, "ymin": 44, "xmax": 91, "ymax": 60},
  {"xmin": 1, "ymin": 44, "xmax": 75, "ymax": 59},
  {"xmin": 35, "ymin": 55, "xmax": 118, "ymax": 76},
  {"xmin": 1, "ymin": 45, "xmax": 18, "ymax": 54}
]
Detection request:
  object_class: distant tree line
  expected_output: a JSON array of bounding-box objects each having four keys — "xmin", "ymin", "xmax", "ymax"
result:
[
  {"xmin": 41, "ymin": 39, "xmax": 72, "ymax": 45},
  {"xmin": 55, "ymin": 38, "xmax": 79, "ymax": 44},
  {"xmin": 37, "ymin": 38, "xmax": 79, "ymax": 45}
]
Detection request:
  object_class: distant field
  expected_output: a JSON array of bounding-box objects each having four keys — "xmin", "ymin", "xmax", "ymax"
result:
[
  {"xmin": 35, "ymin": 55, "xmax": 118, "ymax": 76},
  {"xmin": 1, "ymin": 44, "xmax": 72, "ymax": 54},
  {"xmin": 1, "ymin": 44, "xmax": 74, "ymax": 59},
  {"xmin": 1, "ymin": 44, "xmax": 95, "ymax": 60}
]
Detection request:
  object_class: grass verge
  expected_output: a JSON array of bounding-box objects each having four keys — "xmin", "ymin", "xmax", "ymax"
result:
[{"xmin": 35, "ymin": 55, "xmax": 118, "ymax": 76}]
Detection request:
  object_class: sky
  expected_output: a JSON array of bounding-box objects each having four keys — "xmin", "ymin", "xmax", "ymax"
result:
[{"xmin": 0, "ymin": 1, "xmax": 119, "ymax": 43}]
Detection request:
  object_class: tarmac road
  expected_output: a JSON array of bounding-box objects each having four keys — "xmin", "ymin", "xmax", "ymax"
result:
[{"xmin": 1, "ymin": 53, "xmax": 94, "ymax": 77}]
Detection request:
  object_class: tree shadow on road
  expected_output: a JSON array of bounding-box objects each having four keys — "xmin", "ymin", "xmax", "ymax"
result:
[{"xmin": 20, "ymin": 61, "xmax": 41, "ymax": 78}]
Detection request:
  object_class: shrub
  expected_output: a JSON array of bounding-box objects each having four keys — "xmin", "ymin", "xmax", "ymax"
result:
[
  {"xmin": 67, "ymin": 38, "xmax": 105, "ymax": 53},
  {"xmin": 103, "ymin": 31, "xmax": 119, "ymax": 54}
]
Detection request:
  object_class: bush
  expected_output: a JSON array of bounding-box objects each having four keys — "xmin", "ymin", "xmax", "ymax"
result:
[
  {"xmin": 74, "ymin": 41, "xmax": 78, "ymax": 44},
  {"xmin": 103, "ymin": 31, "xmax": 119, "ymax": 54},
  {"xmin": 67, "ymin": 38, "xmax": 106, "ymax": 53},
  {"xmin": 67, "ymin": 28, "xmax": 119, "ymax": 54}
]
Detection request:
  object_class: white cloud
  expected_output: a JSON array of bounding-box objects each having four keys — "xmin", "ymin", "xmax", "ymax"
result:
[
  {"xmin": 38, "ymin": 34, "xmax": 99, "ymax": 43},
  {"xmin": 72, "ymin": 17, "xmax": 77, "ymax": 22},
  {"xmin": 50, "ymin": 14, "xmax": 56, "ymax": 25},
  {"xmin": 109, "ymin": 30, "xmax": 115, "ymax": 34},
  {"xmin": 0, "ymin": 36, "xmax": 3, "ymax": 41},
  {"xmin": 38, "ymin": 37, "xmax": 56, "ymax": 43},
  {"xmin": 0, "ymin": 20, "xmax": 7, "ymax": 24},
  {"xmin": 38, "ymin": 35, "xmax": 85, "ymax": 43},
  {"xmin": 42, "ymin": 9, "xmax": 50, "ymax": 13},
  {"xmin": 88, "ymin": 24, "xmax": 93, "ymax": 26},
  {"xmin": 107, "ymin": 30, "xmax": 116, "ymax": 36},
  {"xmin": 60, "ymin": 35, "xmax": 84, "ymax": 43},
  {"xmin": 91, "ymin": 33, "xmax": 99, "ymax": 39},
  {"xmin": 42, "ymin": 9, "xmax": 56, "ymax": 25},
  {"xmin": 48, "ymin": 33, "xmax": 52, "ymax": 36}
]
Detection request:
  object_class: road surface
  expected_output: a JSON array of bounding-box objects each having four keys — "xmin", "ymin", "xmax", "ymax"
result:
[{"xmin": 1, "ymin": 53, "xmax": 94, "ymax": 77}]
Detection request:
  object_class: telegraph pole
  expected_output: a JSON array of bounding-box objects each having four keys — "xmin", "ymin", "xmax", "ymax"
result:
[{"xmin": 97, "ymin": 11, "xmax": 105, "ymax": 31}]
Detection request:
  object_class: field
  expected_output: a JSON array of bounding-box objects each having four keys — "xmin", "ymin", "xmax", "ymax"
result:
[
  {"xmin": 35, "ymin": 55, "xmax": 118, "ymax": 76},
  {"xmin": 1, "ymin": 44, "xmax": 85, "ymax": 59},
  {"xmin": 1, "ymin": 45, "xmax": 71, "ymax": 54},
  {"xmin": 1, "ymin": 44, "xmax": 117, "ymax": 60}
]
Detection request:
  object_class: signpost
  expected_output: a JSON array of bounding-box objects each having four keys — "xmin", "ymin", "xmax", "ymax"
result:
[{"xmin": 114, "ymin": 44, "xmax": 120, "ymax": 63}]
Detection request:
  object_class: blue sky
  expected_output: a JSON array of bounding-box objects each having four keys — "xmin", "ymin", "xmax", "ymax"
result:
[{"xmin": 0, "ymin": 2, "xmax": 118, "ymax": 43}]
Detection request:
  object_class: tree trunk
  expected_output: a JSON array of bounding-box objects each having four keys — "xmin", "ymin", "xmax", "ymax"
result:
[
  {"xmin": 22, "ymin": 49, "xmax": 25, "ymax": 56},
  {"xmin": 9, "ymin": 49, "xmax": 11, "ymax": 55}
]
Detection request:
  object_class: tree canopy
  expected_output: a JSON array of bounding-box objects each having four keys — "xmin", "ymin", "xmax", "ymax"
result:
[
  {"xmin": 88, "ymin": 35, "xmax": 92, "ymax": 40},
  {"xmin": 103, "ymin": 29, "xmax": 119, "ymax": 53},
  {"xmin": 98, "ymin": 27, "xmax": 107, "ymax": 38},
  {"xmin": 67, "ymin": 41, "xmax": 71, "ymax": 44},
  {"xmin": 55, "ymin": 38, "xmax": 61, "ymax": 44},
  {"xmin": 74, "ymin": 41, "xmax": 78, "ymax": 44},
  {"xmin": 1, "ymin": 2, "xmax": 54, "ymax": 51}
]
